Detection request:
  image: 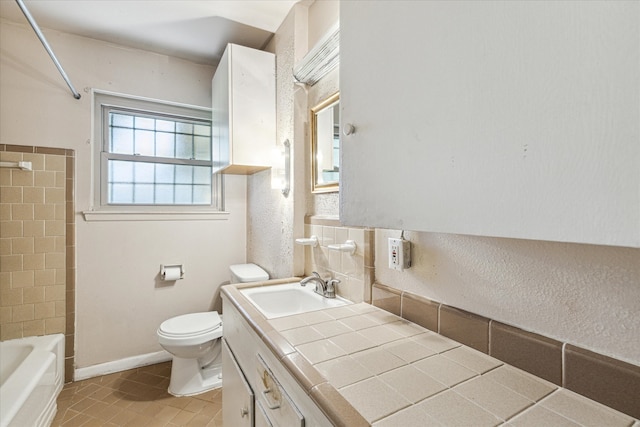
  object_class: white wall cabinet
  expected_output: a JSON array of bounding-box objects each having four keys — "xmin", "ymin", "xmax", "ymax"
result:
[
  {"xmin": 339, "ymin": 1, "xmax": 639, "ymax": 247},
  {"xmin": 212, "ymin": 43, "xmax": 275, "ymax": 174}
]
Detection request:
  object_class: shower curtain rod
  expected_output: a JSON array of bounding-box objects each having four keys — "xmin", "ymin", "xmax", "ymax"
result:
[{"xmin": 15, "ymin": 0, "xmax": 81, "ymax": 99}]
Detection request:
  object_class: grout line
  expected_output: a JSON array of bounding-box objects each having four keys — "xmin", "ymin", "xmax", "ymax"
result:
[
  {"xmin": 561, "ymin": 342, "xmax": 567, "ymax": 387},
  {"xmin": 488, "ymin": 319, "xmax": 493, "ymax": 356}
]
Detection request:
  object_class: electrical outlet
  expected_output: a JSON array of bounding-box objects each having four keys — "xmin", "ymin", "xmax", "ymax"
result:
[{"xmin": 388, "ymin": 238, "xmax": 411, "ymax": 271}]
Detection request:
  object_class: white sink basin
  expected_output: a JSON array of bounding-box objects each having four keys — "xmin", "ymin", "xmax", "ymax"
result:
[{"xmin": 240, "ymin": 282, "xmax": 352, "ymax": 319}]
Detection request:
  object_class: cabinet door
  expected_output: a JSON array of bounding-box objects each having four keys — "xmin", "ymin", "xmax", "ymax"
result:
[
  {"xmin": 255, "ymin": 401, "xmax": 273, "ymax": 427},
  {"xmin": 340, "ymin": 1, "xmax": 640, "ymax": 247},
  {"xmin": 222, "ymin": 339, "xmax": 253, "ymax": 427},
  {"xmin": 212, "ymin": 44, "xmax": 275, "ymax": 174}
]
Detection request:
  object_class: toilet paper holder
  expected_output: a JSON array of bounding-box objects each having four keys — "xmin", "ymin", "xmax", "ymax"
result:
[{"xmin": 160, "ymin": 264, "xmax": 185, "ymax": 281}]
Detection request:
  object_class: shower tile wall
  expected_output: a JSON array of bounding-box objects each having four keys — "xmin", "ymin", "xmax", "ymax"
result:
[{"xmin": 0, "ymin": 144, "xmax": 75, "ymax": 382}]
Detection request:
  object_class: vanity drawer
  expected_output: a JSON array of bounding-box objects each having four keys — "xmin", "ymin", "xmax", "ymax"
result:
[{"xmin": 255, "ymin": 353, "xmax": 304, "ymax": 427}]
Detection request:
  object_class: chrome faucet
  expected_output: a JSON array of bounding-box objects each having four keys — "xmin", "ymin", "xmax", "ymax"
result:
[{"xmin": 300, "ymin": 272, "xmax": 340, "ymax": 298}]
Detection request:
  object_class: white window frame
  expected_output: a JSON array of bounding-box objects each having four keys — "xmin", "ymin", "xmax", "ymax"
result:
[{"xmin": 85, "ymin": 90, "xmax": 226, "ymax": 221}]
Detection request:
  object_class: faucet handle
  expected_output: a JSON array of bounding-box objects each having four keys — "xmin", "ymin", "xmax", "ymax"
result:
[{"xmin": 325, "ymin": 279, "xmax": 340, "ymax": 298}]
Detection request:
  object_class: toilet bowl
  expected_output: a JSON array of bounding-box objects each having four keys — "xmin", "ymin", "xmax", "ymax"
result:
[{"xmin": 157, "ymin": 263, "xmax": 268, "ymax": 396}]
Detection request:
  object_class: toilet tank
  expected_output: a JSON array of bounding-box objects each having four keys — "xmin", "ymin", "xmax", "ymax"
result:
[{"xmin": 229, "ymin": 263, "xmax": 269, "ymax": 284}]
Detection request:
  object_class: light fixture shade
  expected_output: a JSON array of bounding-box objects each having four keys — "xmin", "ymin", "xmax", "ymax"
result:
[{"xmin": 293, "ymin": 22, "xmax": 339, "ymax": 86}]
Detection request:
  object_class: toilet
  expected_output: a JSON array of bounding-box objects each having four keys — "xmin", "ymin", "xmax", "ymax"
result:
[{"xmin": 157, "ymin": 263, "xmax": 269, "ymax": 396}]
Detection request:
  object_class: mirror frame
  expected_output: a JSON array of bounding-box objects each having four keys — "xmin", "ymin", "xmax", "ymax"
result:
[{"xmin": 310, "ymin": 92, "xmax": 340, "ymax": 193}]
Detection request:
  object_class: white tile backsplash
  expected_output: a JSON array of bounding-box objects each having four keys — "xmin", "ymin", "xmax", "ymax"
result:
[{"xmin": 303, "ymin": 220, "xmax": 374, "ymax": 303}]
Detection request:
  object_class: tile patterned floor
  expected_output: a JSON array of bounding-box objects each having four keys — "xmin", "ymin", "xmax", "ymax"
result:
[{"xmin": 52, "ymin": 362, "xmax": 223, "ymax": 427}]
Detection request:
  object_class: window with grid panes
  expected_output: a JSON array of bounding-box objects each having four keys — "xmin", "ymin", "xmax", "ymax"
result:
[{"xmin": 93, "ymin": 92, "xmax": 219, "ymax": 210}]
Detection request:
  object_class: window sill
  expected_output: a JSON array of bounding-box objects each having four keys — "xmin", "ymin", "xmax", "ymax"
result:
[{"xmin": 82, "ymin": 210, "xmax": 230, "ymax": 222}]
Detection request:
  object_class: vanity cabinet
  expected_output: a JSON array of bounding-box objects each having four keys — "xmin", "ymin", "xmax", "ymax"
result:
[
  {"xmin": 222, "ymin": 340, "xmax": 253, "ymax": 427},
  {"xmin": 339, "ymin": 1, "xmax": 639, "ymax": 247},
  {"xmin": 212, "ymin": 43, "xmax": 275, "ymax": 175},
  {"xmin": 222, "ymin": 294, "xmax": 332, "ymax": 426}
]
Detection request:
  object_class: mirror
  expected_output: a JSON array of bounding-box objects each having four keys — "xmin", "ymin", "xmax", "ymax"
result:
[{"xmin": 311, "ymin": 92, "xmax": 340, "ymax": 193}]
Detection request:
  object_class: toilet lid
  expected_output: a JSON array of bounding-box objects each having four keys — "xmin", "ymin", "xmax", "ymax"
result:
[{"xmin": 159, "ymin": 312, "xmax": 221, "ymax": 338}]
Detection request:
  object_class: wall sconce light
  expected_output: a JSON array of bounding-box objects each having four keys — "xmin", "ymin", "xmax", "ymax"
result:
[{"xmin": 271, "ymin": 139, "xmax": 291, "ymax": 197}]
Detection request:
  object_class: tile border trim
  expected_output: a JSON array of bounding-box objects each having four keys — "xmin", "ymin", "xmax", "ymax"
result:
[{"xmin": 371, "ymin": 282, "xmax": 640, "ymax": 419}]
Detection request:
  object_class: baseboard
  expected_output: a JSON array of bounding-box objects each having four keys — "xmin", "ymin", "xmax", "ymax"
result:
[{"xmin": 74, "ymin": 350, "xmax": 172, "ymax": 381}]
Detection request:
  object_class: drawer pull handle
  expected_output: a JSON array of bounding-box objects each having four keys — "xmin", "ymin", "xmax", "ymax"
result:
[
  {"xmin": 262, "ymin": 389, "xmax": 281, "ymax": 410},
  {"xmin": 240, "ymin": 407, "xmax": 249, "ymax": 417}
]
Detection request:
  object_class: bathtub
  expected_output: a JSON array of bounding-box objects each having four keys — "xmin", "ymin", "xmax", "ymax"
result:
[{"xmin": 0, "ymin": 334, "xmax": 65, "ymax": 427}]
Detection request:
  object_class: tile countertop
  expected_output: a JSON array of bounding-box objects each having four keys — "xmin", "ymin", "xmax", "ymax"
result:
[{"xmin": 222, "ymin": 281, "xmax": 640, "ymax": 427}]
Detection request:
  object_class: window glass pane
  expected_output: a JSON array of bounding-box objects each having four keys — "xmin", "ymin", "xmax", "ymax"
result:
[
  {"xmin": 156, "ymin": 119, "xmax": 175, "ymax": 132},
  {"xmin": 134, "ymin": 184, "xmax": 154, "ymax": 203},
  {"xmin": 175, "ymin": 165, "xmax": 193, "ymax": 184},
  {"xmin": 156, "ymin": 132, "xmax": 175, "ymax": 158},
  {"xmin": 111, "ymin": 128, "xmax": 134, "ymax": 154},
  {"xmin": 193, "ymin": 185, "xmax": 212, "ymax": 204},
  {"xmin": 176, "ymin": 134, "xmax": 193, "ymax": 159},
  {"xmin": 193, "ymin": 166, "xmax": 211, "ymax": 185},
  {"xmin": 175, "ymin": 185, "xmax": 193, "ymax": 204},
  {"xmin": 110, "ymin": 183, "xmax": 133, "ymax": 203},
  {"xmin": 135, "ymin": 116, "xmax": 155, "ymax": 130},
  {"xmin": 193, "ymin": 136, "xmax": 211, "ymax": 160},
  {"xmin": 135, "ymin": 130, "xmax": 155, "ymax": 156},
  {"xmin": 111, "ymin": 113, "xmax": 133, "ymax": 128},
  {"xmin": 109, "ymin": 160, "xmax": 134, "ymax": 183},
  {"xmin": 155, "ymin": 164, "xmax": 175, "ymax": 183},
  {"xmin": 176, "ymin": 122, "xmax": 193, "ymax": 134},
  {"xmin": 134, "ymin": 162, "xmax": 155, "ymax": 183},
  {"xmin": 103, "ymin": 104, "xmax": 213, "ymax": 207},
  {"xmin": 155, "ymin": 184, "xmax": 174, "ymax": 204},
  {"xmin": 194, "ymin": 124, "xmax": 211, "ymax": 136}
]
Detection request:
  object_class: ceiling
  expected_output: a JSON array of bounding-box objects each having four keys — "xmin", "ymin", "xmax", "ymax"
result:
[{"xmin": 0, "ymin": 0, "xmax": 299, "ymax": 65}]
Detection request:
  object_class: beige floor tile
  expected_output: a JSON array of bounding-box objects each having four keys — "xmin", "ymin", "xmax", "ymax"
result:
[
  {"xmin": 51, "ymin": 362, "xmax": 221, "ymax": 427},
  {"xmin": 171, "ymin": 409, "xmax": 197, "ymax": 425}
]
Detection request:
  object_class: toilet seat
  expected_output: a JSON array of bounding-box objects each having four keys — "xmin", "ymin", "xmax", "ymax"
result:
[{"xmin": 158, "ymin": 312, "xmax": 223, "ymax": 346}]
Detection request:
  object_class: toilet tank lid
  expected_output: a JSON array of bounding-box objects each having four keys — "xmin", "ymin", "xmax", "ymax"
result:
[{"xmin": 230, "ymin": 263, "xmax": 269, "ymax": 282}]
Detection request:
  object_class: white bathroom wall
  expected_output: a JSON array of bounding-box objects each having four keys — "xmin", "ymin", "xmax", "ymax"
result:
[
  {"xmin": 0, "ymin": 19, "xmax": 247, "ymax": 368},
  {"xmin": 306, "ymin": 0, "xmax": 340, "ymax": 218},
  {"xmin": 375, "ymin": 229, "xmax": 640, "ymax": 366},
  {"xmin": 246, "ymin": 4, "xmax": 309, "ymax": 278}
]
